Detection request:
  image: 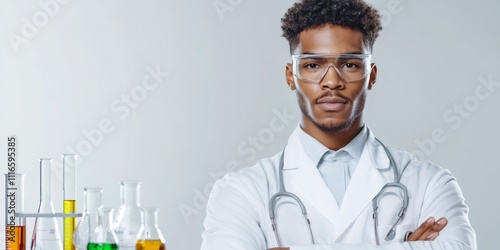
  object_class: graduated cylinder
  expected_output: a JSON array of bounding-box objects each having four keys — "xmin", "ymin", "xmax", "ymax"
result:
[{"xmin": 63, "ymin": 154, "xmax": 78, "ymax": 250}]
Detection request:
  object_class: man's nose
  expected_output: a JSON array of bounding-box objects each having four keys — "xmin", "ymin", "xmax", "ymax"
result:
[{"xmin": 320, "ymin": 65, "xmax": 343, "ymax": 89}]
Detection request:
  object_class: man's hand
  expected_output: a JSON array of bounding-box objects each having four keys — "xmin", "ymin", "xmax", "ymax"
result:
[{"xmin": 406, "ymin": 217, "xmax": 448, "ymax": 241}]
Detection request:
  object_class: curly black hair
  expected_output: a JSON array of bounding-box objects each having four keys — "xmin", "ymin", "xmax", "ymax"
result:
[{"xmin": 281, "ymin": 0, "xmax": 382, "ymax": 53}]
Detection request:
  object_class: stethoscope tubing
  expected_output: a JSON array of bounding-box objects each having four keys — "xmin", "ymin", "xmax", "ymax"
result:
[{"xmin": 269, "ymin": 138, "xmax": 409, "ymax": 247}]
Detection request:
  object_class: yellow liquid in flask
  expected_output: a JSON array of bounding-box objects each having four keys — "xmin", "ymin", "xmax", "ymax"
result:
[{"xmin": 136, "ymin": 239, "xmax": 166, "ymax": 250}]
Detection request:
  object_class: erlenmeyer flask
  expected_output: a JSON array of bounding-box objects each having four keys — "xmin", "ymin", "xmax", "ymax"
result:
[
  {"xmin": 87, "ymin": 207, "xmax": 119, "ymax": 250},
  {"xmin": 136, "ymin": 208, "xmax": 166, "ymax": 250},
  {"xmin": 73, "ymin": 188, "xmax": 103, "ymax": 250},
  {"xmin": 31, "ymin": 158, "xmax": 63, "ymax": 250},
  {"xmin": 113, "ymin": 180, "xmax": 141, "ymax": 249}
]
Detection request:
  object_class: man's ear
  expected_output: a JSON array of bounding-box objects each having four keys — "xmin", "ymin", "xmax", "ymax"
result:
[
  {"xmin": 286, "ymin": 63, "xmax": 296, "ymax": 90},
  {"xmin": 368, "ymin": 63, "xmax": 377, "ymax": 90}
]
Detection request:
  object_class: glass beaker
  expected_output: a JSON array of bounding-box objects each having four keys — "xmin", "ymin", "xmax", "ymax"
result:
[
  {"xmin": 31, "ymin": 158, "xmax": 63, "ymax": 250},
  {"xmin": 5, "ymin": 173, "xmax": 26, "ymax": 250},
  {"xmin": 73, "ymin": 188, "xmax": 103, "ymax": 250},
  {"xmin": 63, "ymin": 154, "xmax": 78, "ymax": 250},
  {"xmin": 87, "ymin": 207, "xmax": 119, "ymax": 250},
  {"xmin": 113, "ymin": 180, "xmax": 142, "ymax": 249},
  {"xmin": 136, "ymin": 208, "xmax": 166, "ymax": 250}
]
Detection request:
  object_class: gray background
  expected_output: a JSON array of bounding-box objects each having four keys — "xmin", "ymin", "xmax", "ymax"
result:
[{"xmin": 0, "ymin": 0, "xmax": 498, "ymax": 249}]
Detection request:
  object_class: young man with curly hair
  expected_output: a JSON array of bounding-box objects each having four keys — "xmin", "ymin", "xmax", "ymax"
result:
[{"xmin": 201, "ymin": 0, "xmax": 476, "ymax": 249}]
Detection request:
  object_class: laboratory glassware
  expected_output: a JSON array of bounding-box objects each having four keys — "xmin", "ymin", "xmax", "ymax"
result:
[
  {"xmin": 30, "ymin": 158, "xmax": 63, "ymax": 250},
  {"xmin": 5, "ymin": 173, "xmax": 26, "ymax": 250},
  {"xmin": 63, "ymin": 154, "xmax": 78, "ymax": 250},
  {"xmin": 87, "ymin": 207, "xmax": 119, "ymax": 250},
  {"xmin": 136, "ymin": 208, "xmax": 166, "ymax": 250},
  {"xmin": 73, "ymin": 188, "xmax": 103, "ymax": 250},
  {"xmin": 114, "ymin": 180, "xmax": 141, "ymax": 249}
]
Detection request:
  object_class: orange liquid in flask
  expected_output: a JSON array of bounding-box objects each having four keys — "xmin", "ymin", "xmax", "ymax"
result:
[{"xmin": 136, "ymin": 239, "xmax": 166, "ymax": 250}]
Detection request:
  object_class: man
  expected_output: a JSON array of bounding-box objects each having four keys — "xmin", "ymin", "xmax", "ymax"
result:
[{"xmin": 201, "ymin": 0, "xmax": 476, "ymax": 249}]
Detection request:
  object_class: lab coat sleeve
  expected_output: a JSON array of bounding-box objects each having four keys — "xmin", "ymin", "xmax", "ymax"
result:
[
  {"xmin": 201, "ymin": 171, "xmax": 268, "ymax": 250},
  {"xmin": 290, "ymin": 164, "xmax": 477, "ymax": 250}
]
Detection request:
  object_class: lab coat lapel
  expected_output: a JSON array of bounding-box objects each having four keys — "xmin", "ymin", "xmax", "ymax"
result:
[
  {"xmin": 333, "ymin": 132, "xmax": 390, "ymax": 240},
  {"xmin": 284, "ymin": 131, "xmax": 340, "ymax": 227}
]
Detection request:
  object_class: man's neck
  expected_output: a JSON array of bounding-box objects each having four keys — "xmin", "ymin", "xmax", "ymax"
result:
[{"xmin": 300, "ymin": 118, "xmax": 364, "ymax": 151}]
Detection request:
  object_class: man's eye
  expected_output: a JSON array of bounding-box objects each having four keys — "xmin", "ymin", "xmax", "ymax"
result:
[
  {"xmin": 304, "ymin": 63, "xmax": 320, "ymax": 69},
  {"xmin": 343, "ymin": 63, "xmax": 360, "ymax": 69}
]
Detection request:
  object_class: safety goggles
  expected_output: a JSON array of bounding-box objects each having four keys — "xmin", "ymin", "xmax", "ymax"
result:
[{"xmin": 291, "ymin": 53, "xmax": 373, "ymax": 83}]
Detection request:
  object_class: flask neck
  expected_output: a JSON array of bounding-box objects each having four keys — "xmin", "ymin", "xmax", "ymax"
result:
[
  {"xmin": 39, "ymin": 159, "xmax": 53, "ymax": 202},
  {"xmin": 84, "ymin": 188, "xmax": 103, "ymax": 214},
  {"xmin": 139, "ymin": 208, "xmax": 165, "ymax": 242},
  {"xmin": 88, "ymin": 210, "xmax": 100, "ymax": 231},
  {"xmin": 143, "ymin": 209, "xmax": 158, "ymax": 228},
  {"xmin": 99, "ymin": 208, "xmax": 114, "ymax": 229},
  {"xmin": 120, "ymin": 181, "xmax": 141, "ymax": 206}
]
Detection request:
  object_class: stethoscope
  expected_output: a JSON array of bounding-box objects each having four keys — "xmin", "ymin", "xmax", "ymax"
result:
[{"xmin": 269, "ymin": 138, "xmax": 409, "ymax": 247}]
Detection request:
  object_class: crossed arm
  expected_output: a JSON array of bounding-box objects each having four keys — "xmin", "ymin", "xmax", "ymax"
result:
[
  {"xmin": 202, "ymin": 165, "xmax": 476, "ymax": 249},
  {"xmin": 269, "ymin": 216, "xmax": 448, "ymax": 250}
]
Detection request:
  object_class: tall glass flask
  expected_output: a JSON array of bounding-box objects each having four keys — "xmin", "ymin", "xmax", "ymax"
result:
[
  {"xmin": 113, "ymin": 180, "xmax": 141, "ymax": 249},
  {"xmin": 73, "ymin": 188, "xmax": 103, "ymax": 250},
  {"xmin": 63, "ymin": 154, "xmax": 78, "ymax": 250},
  {"xmin": 136, "ymin": 208, "xmax": 166, "ymax": 250},
  {"xmin": 31, "ymin": 158, "xmax": 63, "ymax": 250},
  {"xmin": 5, "ymin": 173, "xmax": 26, "ymax": 250},
  {"xmin": 87, "ymin": 208, "xmax": 119, "ymax": 250}
]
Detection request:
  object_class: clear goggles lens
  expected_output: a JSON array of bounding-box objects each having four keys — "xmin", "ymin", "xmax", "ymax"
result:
[{"xmin": 292, "ymin": 54, "xmax": 372, "ymax": 83}]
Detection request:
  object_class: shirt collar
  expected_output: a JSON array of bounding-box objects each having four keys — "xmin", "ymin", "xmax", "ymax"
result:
[{"xmin": 296, "ymin": 125, "xmax": 369, "ymax": 166}]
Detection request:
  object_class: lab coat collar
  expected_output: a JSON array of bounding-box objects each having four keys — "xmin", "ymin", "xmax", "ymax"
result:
[
  {"xmin": 283, "ymin": 125, "xmax": 391, "ymax": 240},
  {"xmin": 295, "ymin": 124, "xmax": 369, "ymax": 167},
  {"xmin": 283, "ymin": 130, "xmax": 341, "ymax": 225},
  {"xmin": 283, "ymin": 125, "xmax": 390, "ymax": 171}
]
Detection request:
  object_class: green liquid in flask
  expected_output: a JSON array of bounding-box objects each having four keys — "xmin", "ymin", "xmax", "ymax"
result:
[{"xmin": 87, "ymin": 243, "xmax": 119, "ymax": 250}]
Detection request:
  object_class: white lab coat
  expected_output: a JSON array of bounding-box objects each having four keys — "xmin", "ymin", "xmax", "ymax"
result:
[{"xmin": 201, "ymin": 126, "xmax": 477, "ymax": 250}]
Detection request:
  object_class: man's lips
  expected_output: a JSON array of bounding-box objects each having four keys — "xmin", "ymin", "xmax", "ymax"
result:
[{"xmin": 316, "ymin": 96, "xmax": 348, "ymax": 112}]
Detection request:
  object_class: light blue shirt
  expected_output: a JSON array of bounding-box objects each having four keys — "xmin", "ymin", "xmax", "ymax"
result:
[{"xmin": 296, "ymin": 125, "xmax": 368, "ymax": 207}]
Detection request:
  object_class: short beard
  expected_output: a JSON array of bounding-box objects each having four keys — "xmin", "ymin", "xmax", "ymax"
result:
[{"xmin": 297, "ymin": 90, "xmax": 366, "ymax": 134}]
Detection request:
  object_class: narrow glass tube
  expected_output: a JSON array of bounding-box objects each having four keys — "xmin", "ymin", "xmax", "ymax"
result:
[
  {"xmin": 31, "ymin": 158, "xmax": 63, "ymax": 250},
  {"xmin": 63, "ymin": 154, "xmax": 78, "ymax": 250},
  {"xmin": 5, "ymin": 173, "xmax": 26, "ymax": 250}
]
